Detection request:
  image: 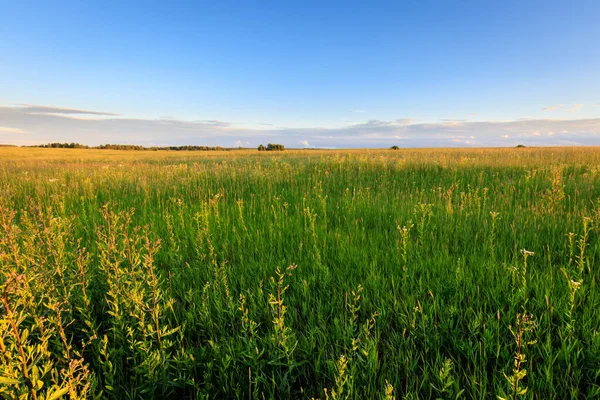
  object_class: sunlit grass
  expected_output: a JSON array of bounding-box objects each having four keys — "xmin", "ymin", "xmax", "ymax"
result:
[{"xmin": 1, "ymin": 146, "xmax": 600, "ymax": 399}]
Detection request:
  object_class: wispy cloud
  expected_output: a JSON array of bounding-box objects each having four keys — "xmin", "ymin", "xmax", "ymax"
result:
[
  {"xmin": 543, "ymin": 104, "xmax": 585, "ymax": 112},
  {"xmin": 2, "ymin": 104, "xmax": 600, "ymax": 148},
  {"xmin": 542, "ymin": 105, "xmax": 564, "ymax": 111},
  {"xmin": 568, "ymin": 104, "xmax": 584, "ymax": 112},
  {"xmin": 440, "ymin": 120, "xmax": 465, "ymax": 127},
  {"xmin": 192, "ymin": 120, "xmax": 232, "ymax": 127},
  {"xmin": 351, "ymin": 109, "xmax": 367, "ymax": 113},
  {"xmin": 0, "ymin": 126, "xmax": 28, "ymax": 134},
  {"xmin": 16, "ymin": 104, "xmax": 119, "ymax": 116}
]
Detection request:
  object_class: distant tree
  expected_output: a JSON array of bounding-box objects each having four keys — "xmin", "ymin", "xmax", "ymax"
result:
[
  {"xmin": 37, "ymin": 142, "xmax": 89, "ymax": 149},
  {"xmin": 266, "ymin": 143, "xmax": 285, "ymax": 151},
  {"xmin": 390, "ymin": 145, "xmax": 400, "ymax": 150},
  {"xmin": 257, "ymin": 144, "xmax": 266, "ymax": 151},
  {"xmin": 516, "ymin": 144, "xmax": 526, "ymax": 148}
]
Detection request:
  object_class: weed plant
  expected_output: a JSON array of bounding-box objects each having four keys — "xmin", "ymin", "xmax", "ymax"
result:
[{"xmin": 1, "ymin": 147, "xmax": 600, "ymax": 398}]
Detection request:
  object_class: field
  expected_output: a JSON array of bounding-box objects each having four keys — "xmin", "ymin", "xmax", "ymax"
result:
[{"xmin": 1, "ymin": 146, "xmax": 600, "ymax": 399}]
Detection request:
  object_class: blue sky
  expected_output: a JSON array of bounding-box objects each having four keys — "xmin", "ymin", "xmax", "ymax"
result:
[{"xmin": 1, "ymin": 0, "xmax": 599, "ymax": 147}]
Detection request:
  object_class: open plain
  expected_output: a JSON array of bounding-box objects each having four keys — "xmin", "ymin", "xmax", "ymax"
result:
[{"xmin": 1, "ymin": 147, "xmax": 600, "ymax": 399}]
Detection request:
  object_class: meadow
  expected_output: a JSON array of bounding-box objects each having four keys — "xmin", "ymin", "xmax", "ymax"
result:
[{"xmin": 1, "ymin": 146, "xmax": 600, "ymax": 399}]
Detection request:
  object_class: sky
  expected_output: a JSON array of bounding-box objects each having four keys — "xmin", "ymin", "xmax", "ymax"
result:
[{"xmin": 1, "ymin": 0, "xmax": 599, "ymax": 148}]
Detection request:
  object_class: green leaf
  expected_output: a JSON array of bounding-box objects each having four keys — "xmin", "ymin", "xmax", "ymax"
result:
[
  {"xmin": 21, "ymin": 329, "xmax": 29, "ymax": 343},
  {"xmin": 517, "ymin": 387, "xmax": 528, "ymax": 396},
  {"xmin": 0, "ymin": 377, "xmax": 21, "ymax": 385},
  {"xmin": 47, "ymin": 387, "xmax": 69, "ymax": 400}
]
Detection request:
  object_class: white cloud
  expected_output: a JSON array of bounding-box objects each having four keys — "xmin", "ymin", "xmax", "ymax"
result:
[
  {"xmin": 542, "ymin": 105, "xmax": 564, "ymax": 111},
  {"xmin": 568, "ymin": 104, "xmax": 584, "ymax": 112},
  {"xmin": 2, "ymin": 104, "xmax": 600, "ymax": 148},
  {"xmin": 543, "ymin": 104, "xmax": 585, "ymax": 113},
  {"xmin": 0, "ymin": 126, "xmax": 27, "ymax": 134},
  {"xmin": 351, "ymin": 109, "xmax": 367, "ymax": 113},
  {"xmin": 531, "ymin": 131, "xmax": 541, "ymax": 136},
  {"xmin": 15, "ymin": 104, "xmax": 119, "ymax": 116},
  {"xmin": 441, "ymin": 120, "xmax": 464, "ymax": 127}
]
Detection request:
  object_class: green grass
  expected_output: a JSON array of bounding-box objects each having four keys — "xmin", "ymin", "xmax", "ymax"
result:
[{"xmin": 1, "ymin": 147, "xmax": 600, "ymax": 399}]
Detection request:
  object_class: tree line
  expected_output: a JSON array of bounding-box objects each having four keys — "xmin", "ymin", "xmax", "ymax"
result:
[
  {"xmin": 31, "ymin": 142, "xmax": 289, "ymax": 151},
  {"xmin": 31, "ymin": 143, "xmax": 229, "ymax": 151}
]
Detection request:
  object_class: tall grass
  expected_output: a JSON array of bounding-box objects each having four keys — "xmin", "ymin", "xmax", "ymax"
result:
[{"xmin": 1, "ymin": 147, "xmax": 600, "ymax": 398}]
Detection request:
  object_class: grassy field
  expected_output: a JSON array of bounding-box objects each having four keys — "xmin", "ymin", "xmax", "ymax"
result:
[{"xmin": 1, "ymin": 146, "xmax": 600, "ymax": 399}]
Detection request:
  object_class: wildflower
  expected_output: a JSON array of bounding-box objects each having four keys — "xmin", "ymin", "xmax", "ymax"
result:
[{"xmin": 569, "ymin": 280, "xmax": 582, "ymax": 289}]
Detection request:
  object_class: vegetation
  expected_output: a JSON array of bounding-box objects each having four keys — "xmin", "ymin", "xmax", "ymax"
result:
[
  {"xmin": 32, "ymin": 143, "xmax": 227, "ymax": 151},
  {"xmin": 390, "ymin": 145, "xmax": 400, "ymax": 150},
  {"xmin": 1, "ymin": 146, "xmax": 600, "ymax": 399},
  {"xmin": 267, "ymin": 143, "xmax": 285, "ymax": 151},
  {"xmin": 258, "ymin": 143, "xmax": 285, "ymax": 151},
  {"xmin": 36, "ymin": 142, "xmax": 91, "ymax": 149}
]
